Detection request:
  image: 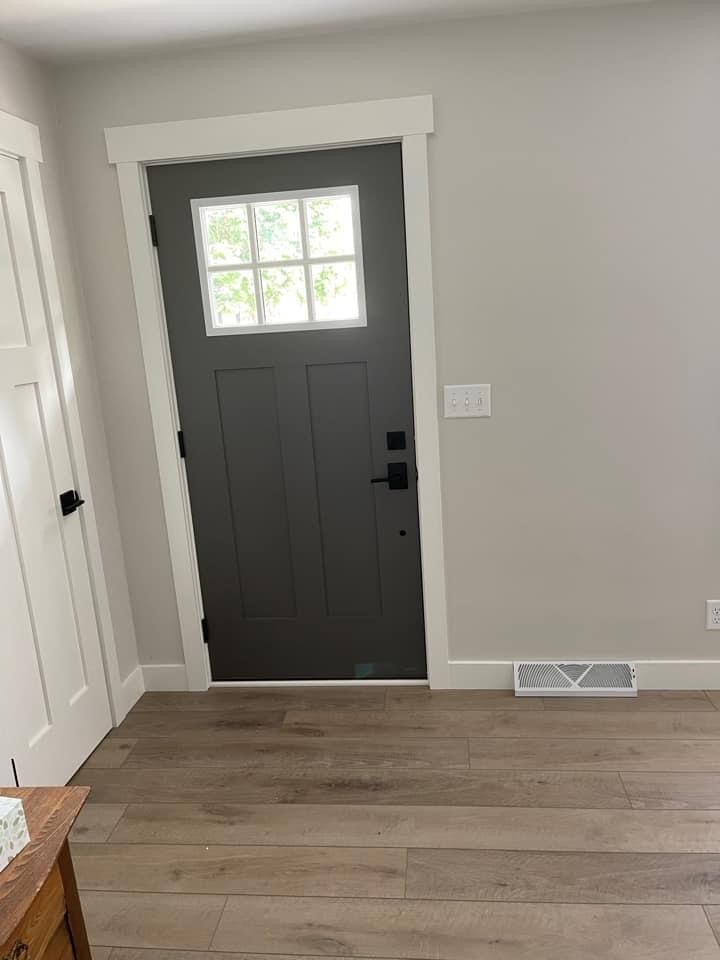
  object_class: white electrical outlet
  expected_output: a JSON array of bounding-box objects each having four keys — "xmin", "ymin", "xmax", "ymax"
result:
[
  {"xmin": 707, "ymin": 601, "xmax": 720, "ymax": 630},
  {"xmin": 443, "ymin": 384, "xmax": 491, "ymax": 418}
]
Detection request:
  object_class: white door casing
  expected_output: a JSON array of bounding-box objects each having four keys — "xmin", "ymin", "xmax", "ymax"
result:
[
  {"xmin": 0, "ymin": 138, "xmax": 112, "ymax": 783},
  {"xmin": 106, "ymin": 96, "xmax": 451, "ymax": 689}
]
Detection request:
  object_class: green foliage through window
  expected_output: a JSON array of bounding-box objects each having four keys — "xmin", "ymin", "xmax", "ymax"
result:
[
  {"xmin": 204, "ymin": 207, "xmax": 251, "ymax": 265},
  {"xmin": 199, "ymin": 190, "xmax": 363, "ymax": 329}
]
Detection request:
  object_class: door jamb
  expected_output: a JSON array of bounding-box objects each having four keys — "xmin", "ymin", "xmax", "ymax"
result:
[
  {"xmin": 0, "ymin": 108, "xmax": 127, "ymax": 721},
  {"xmin": 106, "ymin": 96, "xmax": 450, "ymax": 689}
]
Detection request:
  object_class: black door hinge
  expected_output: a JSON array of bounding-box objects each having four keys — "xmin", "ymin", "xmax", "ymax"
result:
[
  {"xmin": 149, "ymin": 214, "xmax": 158, "ymax": 247},
  {"xmin": 177, "ymin": 429, "xmax": 186, "ymax": 458},
  {"xmin": 201, "ymin": 617, "xmax": 209, "ymax": 644}
]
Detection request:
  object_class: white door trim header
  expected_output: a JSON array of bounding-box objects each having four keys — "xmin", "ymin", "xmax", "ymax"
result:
[
  {"xmin": 107, "ymin": 95, "xmax": 450, "ymax": 689},
  {"xmin": 105, "ymin": 96, "xmax": 433, "ymax": 163},
  {"xmin": 0, "ymin": 108, "xmax": 43, "ymax": 162}
]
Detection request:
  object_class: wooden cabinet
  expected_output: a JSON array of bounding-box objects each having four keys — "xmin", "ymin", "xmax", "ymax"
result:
[{"xmin": 0, "ymin": 789, "xmax": 90, "ymax": 960}]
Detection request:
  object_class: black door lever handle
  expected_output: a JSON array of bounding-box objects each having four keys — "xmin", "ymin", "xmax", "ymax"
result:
[
  {"xmin": 60, "ymin": 489, "xmax": 85, "ymax": 516},
  {"xmin": 371, "ymin": 462, "xmax": 408, "ymax": 490}
]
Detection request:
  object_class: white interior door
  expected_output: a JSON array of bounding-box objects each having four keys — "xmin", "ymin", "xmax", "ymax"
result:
[{"xmin": 0, "ymin": 152, "xmax": 111, "ymax": 786}]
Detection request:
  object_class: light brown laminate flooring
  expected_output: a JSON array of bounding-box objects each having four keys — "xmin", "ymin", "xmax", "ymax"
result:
[{"xmin": 70, "ymin": 687, "xmax": 720, "ymax": 959}]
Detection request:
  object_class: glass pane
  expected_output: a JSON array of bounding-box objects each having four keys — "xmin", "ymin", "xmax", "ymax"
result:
[
  {"xmin": 312, "ymin": 261, "xmax": 359, "ymax": 322},
  {"xmin": 260, "ymin": 266, "xmax": 308, "ymax": 324},
  {"xmin": 254, "ymin": 200, "xmax": 302, "ymax": 261},
  {"xmin": 203, "ymin": 206, "xmax": 251, "ymax": 265},
  {"xmin": 210, "ymin": 270, "xmax": 257, "ymax": 327},
  {"xmin": 305, "ymin": 195, "xmax": 355, "ymax": 258}
]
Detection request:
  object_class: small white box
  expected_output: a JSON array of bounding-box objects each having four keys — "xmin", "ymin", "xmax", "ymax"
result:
[{"xmin": 0, "ymin": 796, "xmax": 30, "ymax": 872}]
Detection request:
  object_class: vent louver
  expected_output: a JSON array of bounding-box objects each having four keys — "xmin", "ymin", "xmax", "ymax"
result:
[{"xmin": 514, "ymin": 661, "xmax": 637, "ymax": 697}]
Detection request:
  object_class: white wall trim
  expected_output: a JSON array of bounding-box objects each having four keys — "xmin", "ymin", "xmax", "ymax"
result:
[
  {"xmin": 143, "ymin": 663, "xmax": 189, "ymax": 691},
  {"xmin": 634, "ymin": 661, "xmax": 720, "ymax": 690},
  {"xmin": 449, "ymin": 660, "xmax": 720, "ymax": 690},
  {"xmin": 115, "ymin": 160, "xmax": 209, "ymax": 690},
  {"xmin": 107, "ymin": 96, "xmax": 449, "ymax": 689},
  {"xmin": 401, "ymin": 134, "xmax": 449, "ymax": 688},
  {"xmin": 118, "ymin": 665, "xmax": 145, "ymax": 714},
  {"xmin": 105, "ymin": 96, "xmax": 433, "ymax": 163},
  {"xmin": 0, "ymin": 108, "xmax": 43, "ymax": 162}
]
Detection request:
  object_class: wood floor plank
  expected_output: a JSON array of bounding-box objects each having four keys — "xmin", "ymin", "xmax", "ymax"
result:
[
  {"xmin": 406, "ymin": 848, "xmax": 720, "ymax": 903},
  {"xmin": 74, "ymin": 843, "xmax": 405, "ymax": 898},
  {"xmin": 706, "ymin": 693, "xmax": 720, "ymax": 710},
  {"xmin": 71, "ymin": 767, "xmax": 629, "ymax": 808},
  {"xmin": 284, "ymin": 708, "xmax": 720, "ymax": 739},
  {"xmin": 132, "ymin": 689, "xmax": 388, "ymax": 712},
  {"xmin": 91, "ymin": 949, "xmax": 112, "ymax": 960},
  {"xmin": 543, "ymin": 691, "xmax": 716, "ymax": 711},
  {"xmin": 122, "ymin": 737, "xmax": 469, "ymax": 770},
  {"xmin": 621, "ymin": 773, "xmax": 720, "ymax": 809},
  {"xmin": 469, "ymin": 737, "xmax": 720, "ymax": 771},
  {"xmin": 108, "ymin": 802, "xmax": 720, "ymax": 852},
  {"xmin": 81, "ymin": 891, "xmax": 226, "ymax": 950},
  {"xmin": 386, "ymin": 689, "xmax": 540, "ymax": 710},
  {"xmin": 114, "ymin": 710, "xmax": 286, "ymax": 739},
  {"xmin": 84, "ymin": 739, "xmax": 138, "ymax": 769},
  {"xmin": 110, "ymin": 950, "xmax": 399, "ymax": 960},
  {"xmin": 210, "ymin": 895, "xmax": 720, "ymax": 959},
  {"xmin": 70, "ymin": 804, "xmax": 128, "ymax": 842},
  {"xmin": 703, "ymin": 906, "xmax": 720, "ymax": 946}
]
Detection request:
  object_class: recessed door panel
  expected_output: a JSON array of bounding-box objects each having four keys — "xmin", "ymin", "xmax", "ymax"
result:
[
  {"xmin": 0, "ymin": 432, "xmax": 52, "ymax": 743},
  {"xmin": 0, "ymin": 193, "xmax": 27, "ymax": 348},
  {"xmin": 216, "ymin": 366, "xmax": 296, "ymax": 619},
  {"xmin": 307, "ymin": 361, "xmax": 382, "ymax": 618}
]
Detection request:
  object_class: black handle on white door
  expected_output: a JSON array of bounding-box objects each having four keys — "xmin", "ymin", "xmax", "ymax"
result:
[{"xmin": 60, "ymin": 489, "xmax": 85, "ymax": 516}]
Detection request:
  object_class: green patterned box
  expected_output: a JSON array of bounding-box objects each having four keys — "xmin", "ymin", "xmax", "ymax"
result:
[{"xmin": 0, "ymin": 796, "xmax": 30, "ymax": 872}]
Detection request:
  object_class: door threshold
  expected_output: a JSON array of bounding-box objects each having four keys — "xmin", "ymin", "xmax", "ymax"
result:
[{"xmin": 209, "ymin": 678, "xmax": 429, "ymax": 687}]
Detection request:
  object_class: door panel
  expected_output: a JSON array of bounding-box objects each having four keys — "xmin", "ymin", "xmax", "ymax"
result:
[
  {"xmin": 217, "ymin": 366, "xmax": 296, "ymax": 619},
  {"xmin": 148, "ymin": 143, "xmax": 426, "ymax": 680},
  {"xmin": 0, "ymin": 153, "xmax": 111, "ymax": 784},
  {"xmin": 307, "ymin": 361, "xmax": 382, "ymax": 618}
]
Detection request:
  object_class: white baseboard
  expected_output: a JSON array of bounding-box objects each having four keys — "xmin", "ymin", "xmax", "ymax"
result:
[
  {"xmin": 119, "ymin": 659, "xmax": 720, "ymax": 699},
  {"xmin": 448, "ymin": 659, "xmax": 720, "ymax": 690},
  {"xmin": 448, "ymin": 661, "xmax": 515, "ymax": 688},
  {"xmin": 633, "ymin": 661, "xmax": 720, "ymax": 690},
  {"xmin": 142, "ymin": 663, "xmax": 189, "ymax": 691},
  {"xmin": 117, "ymin": 664, "xmax": 144, "ymax": 720}
]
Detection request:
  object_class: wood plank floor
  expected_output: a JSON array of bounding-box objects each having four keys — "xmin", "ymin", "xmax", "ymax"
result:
[{"xmin": 70, "ymin": 687, "xmax": 720, "ymax": 959}]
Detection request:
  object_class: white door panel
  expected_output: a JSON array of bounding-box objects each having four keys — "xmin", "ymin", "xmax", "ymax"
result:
[{"xmin": 0, "ymin": 153, "xmax": 111, "ymax": 785}]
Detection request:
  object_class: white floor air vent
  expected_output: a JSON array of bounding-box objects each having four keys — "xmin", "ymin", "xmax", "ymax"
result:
[{"xmin": 514, "ymin": 661, "xmax": 637, "ymax": 697}]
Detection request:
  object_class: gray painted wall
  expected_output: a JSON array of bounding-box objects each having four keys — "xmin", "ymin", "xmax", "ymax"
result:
[
  {"xmin": 52, "ymin": 0, "xmax": 720, "ymax": 668},
  {"xmin": 0, "ymin": 37, "xmax": 140, "ymax": 680}
]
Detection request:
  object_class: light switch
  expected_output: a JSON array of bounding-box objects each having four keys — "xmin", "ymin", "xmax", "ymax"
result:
[{"xmin": 443, "ymin": 384, "xmax": 491, "ymax": 418}]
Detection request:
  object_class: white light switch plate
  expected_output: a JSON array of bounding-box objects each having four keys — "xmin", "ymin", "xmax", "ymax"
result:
[{"xmin": 443, "ymin": 384, "xmax": 491, "ymax": 418}]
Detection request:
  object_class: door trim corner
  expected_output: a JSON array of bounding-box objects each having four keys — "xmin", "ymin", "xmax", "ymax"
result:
[{"xmin": 107, "ymin": 96, "xmax": 450, "ymax": 689}]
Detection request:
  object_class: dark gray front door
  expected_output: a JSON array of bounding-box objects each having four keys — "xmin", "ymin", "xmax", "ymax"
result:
[{"xmin": 148, "ymin": 143, "xmax": 426, "ymax": 680}]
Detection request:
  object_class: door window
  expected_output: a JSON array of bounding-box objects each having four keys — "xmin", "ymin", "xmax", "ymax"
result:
[{"xmin": 192, "ymin": 186, "xmax": 366, "ymax": 335}]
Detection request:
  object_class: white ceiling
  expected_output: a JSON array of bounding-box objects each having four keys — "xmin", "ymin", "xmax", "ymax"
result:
[{"xmin": 0, "ymin": 0, "xmax": 653, "ymax": 62}]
